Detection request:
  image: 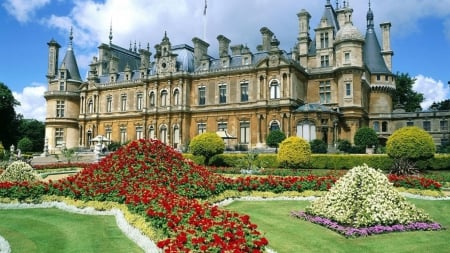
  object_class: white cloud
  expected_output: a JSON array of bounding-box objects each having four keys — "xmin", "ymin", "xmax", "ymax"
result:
[
  {"xmin": 2, "ymin": 0, "xmax": 50, "ymax": 23},
  {"xmin": 413, "ymin": 75, "xmax": 450, "ymax": 110},
  {"xmin": 13, "ymin": 84, "xmax": 47, "ymax": 121}
]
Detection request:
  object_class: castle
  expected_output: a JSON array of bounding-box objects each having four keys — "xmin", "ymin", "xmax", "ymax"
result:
[{"xmin": 44, "ymin": 1, "xmax": 445, "ymax": 153}]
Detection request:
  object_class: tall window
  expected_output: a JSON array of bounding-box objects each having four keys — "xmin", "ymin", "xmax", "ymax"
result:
[
  {"xmin": 319, "ymin": 81, "xmax": 331, "ymax": 104},
  {"xmin": 121, "ymin": 94, "xmax": 127, "ymax": 111},
  {"xmin": 269, "ymin": 80, "xmax": 280, "ymax": 99},
  {"xmin": 269, "ymin": 121, "xmax": 280, "ymax": 131},
  {"xmin": 198, "ymin": 86, "xmax": 206, "ymax": 105},
  {"xmin": 320, "ymin": 55, "xmax": 329, "ymax": 67},
  {"xmin": 344, "ymin": 52, "xmax": 350, "ymax": 63},
  {"xmin": 296, "ymin": 121, "xmax": 316, "ymax": 142},
  {"xmin": 173, "ymin": 125, "xmax": 180, "ymax": 148},
  {"xmin": 240, "ymin": 82, "xmax": 249, "ymax": 102},
  {"xmin": 240, "ymin": 121, "xmax": 250, "ymax": 144},
  {"xmin": 56, "ymin": 100, "xmax": 65, "ymax": 117},
  {"xmin": 136, "ymin": 126, "xmax": 143, "ymax": 140},
  {"xmin": 198, "ymin": 123, "xmax": 206, "ymax": 134},
  {"xmin": 219, "ymin": 84, "xmax": 227, "ymax": 104},
  {"xmin": 55, "ymin": 128, "xmax": 64, "ymax": 147},
  {"xmin": 88, "ymin": 99, "xmax": 94, "ymax": 113},
  {"xmin": 105, "ymin": 126, "xmax": 112, "ymax": 142},
  {"xmin": 136, "ymin": 93, "xmax": 143, "ymax": 110},
  {"xmin": 59, "ymin": 81, "xmax": 65, "ymax": 91},
  {"xmin": 149, "ymin": 91, "xmax": 155, "ymax": 106},
  {"xmin": 320, "ymin": 32, "xmax": 329, "ymax": 48},
  {"xmin": 381, "ymin": 121, "xmax": 388, "ymax": 132},
  {"xmin": 106, "ymin": 95, "xmax": 112, "ymax": 112},
  {"xmin": 161, "ymin": 90, "xmax": 168, "ymax": 106},
  {"xmin": 173, "ymin": 89, "xmax": 180, "ymax": 106},
  {"xmin": 148, "ymin": 126, "xmax": 155, "ymax": 139},
  {"xmin": 440, "ymin": 120, "xmax": 449, "ymax": 131},
  {"xmin": 423, "ymin": 120, "xmax": 431, "ymax": 131},
  {"xmin": 218, "ymin": 122, "xmax": 227, "ymax": 132},
  {"xmin": 120, "ymin": 126, "xmax": 127, "ymax": 144},
  {"xmin": 345, "ymin": 82, "xmax": 352, "ymax": 97},
  {"xmin": 373, "ymin": 121, "xmax": 380, "ymax": 132},
  {"xmin": 160, "ymin": 125, "xmax": 167, "ymax": 143}
]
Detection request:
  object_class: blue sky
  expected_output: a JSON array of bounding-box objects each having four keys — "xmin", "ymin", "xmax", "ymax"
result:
[{"xmin": 1, "ymin": 0, "xmax": 450, "ymax": 121}]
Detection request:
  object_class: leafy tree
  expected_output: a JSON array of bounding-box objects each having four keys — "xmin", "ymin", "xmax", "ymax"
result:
[
  {"xmin": 386, "ymin": 126, "xmax": 435, "ymax": 175},
  {"xmin": 0, "ymin": 82, "xmax": 20, "ymax": 148},
  {"xmin": 266, "ymin": 130, "xmax": 286, "ymax": 151},
  {"xmin": 310, "ymin": 139, "xmax": 327, "ymax": 154},
  {"xmin": 17, "ymin": 119, "xmax": 45, "ymax": 152},
  {"xmin": 17, "ymin": 137, "xmax": 33, "ymax": 153},
  {"xmin": 393, "ymin": 73, "xmax": 424, "ymax": 112},
  {"xmin": 354, "ymin": 127, "xmax": 378, "ymax": 148},
  {"xmin": 429, "ymin": 99, "xmax": 450, "ymax": 111},
  {"xmin": 277, "ymin": 136, "xmax": 311, "ymax": 169},
  {"xmin": 189, "ymin": 132, "xmax": 225, "ymax": 165}
]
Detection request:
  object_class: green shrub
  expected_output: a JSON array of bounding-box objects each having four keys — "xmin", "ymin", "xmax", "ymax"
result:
[
  {"xmin": 354, "ymin": 127, "xmax": 378, "ymax": 148},
  {"xmin": 266, "ymin": 130, "xmax": 286, "ymax": 148},
  {"xmin": 310, "ymin": 139, "xmax": 327, "ymax": 154},
  {"xmin": 336, "ymin": 139, "xmax": 352, "ymax": 153},
  {"xmin": 386, "ymin": 126, "xmax": 435, "ymax": 161},
  {"xmin": 0, "ymin": 160, "xmax": 41, "ymax": 182},
  {"xmin": 189, "ymin": 132, "xmax": 225, "ymax": 165},
  {"xmin": 277, "ymin": 136, "xmax": 311, "ymax": 169},
  {"xmin": 17, "ymin": 137, "xmax": 33, "ymax": 153}
]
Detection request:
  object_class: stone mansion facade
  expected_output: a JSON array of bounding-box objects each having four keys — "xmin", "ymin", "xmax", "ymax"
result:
[{"xmin": 44, "ymin": 1, "xmax": 449, "ymax": 153}]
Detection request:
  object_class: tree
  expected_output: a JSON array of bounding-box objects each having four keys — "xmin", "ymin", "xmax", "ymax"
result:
[
  {"xmin": 0, "ymin": 82, "xmax": 20, "ymax": 148},
  {"xmin": 17, "ymin": 118, "xmax": 45, "ymax": 152},
  {"xmin": 354, "ymin": 127, "xmax": 378, "ymax": 148},
  {"xmin": 310, "ymin": 139, "xmax": 327, "ymax": 154},
  {"xmin": 17, "ymin": 137, "xmax": 33, "ymax": 153},
  {"xmin": 277, "ymin": 136, "xmax": 311, "ymax": 169},
  {"xmin": 429, "ymin": 99, "xmax": 450, "ymax": 111},
  {"xmin": 266, "ymin": 130, "xmax": 286, "ymax": 152},
  {"xmin": 393, "ymin": 73, "xmax": 424, "ymax": 112},
  {"xmin": 189, "ymin": 132, "xmax": 225, "ymax": 165}
]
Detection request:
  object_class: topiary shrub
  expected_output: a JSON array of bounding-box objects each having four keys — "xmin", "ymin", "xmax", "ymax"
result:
[
  {"xmin": 0, "ymin": 160, "xmax": 41, "ymax": 182},
  {"xmin": 189, "ymin": 132, "xmax": 225, "ymax": 165},
  {"xmin": 354, "ymin": 127, "xmax": 378, "ymax": 150},
  {"xmin": 277, "ymin": 136, "xmax": 311, "ymax": 169},
  {"xmin": 266, "ymin": 130, "xmax": 286, "ymax": 151},
  {"xmin": 336, "ymin": 139, "xmax": 351, "ymax": 153},
  {"xmin": 386, "ymin": 126, "xmax": 436, "ymax": 175},
  {"xmin": 310, "ymin": 139, "xmax": 327, "ymax": 154}
]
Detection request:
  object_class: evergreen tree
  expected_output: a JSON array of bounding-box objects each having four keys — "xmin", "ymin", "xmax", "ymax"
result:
[
  {"xmin": 393, "ymin": 73, "xmax": 424, "ymax": 112},
  {"xmin": 0, "ymin": 82, "xmax": 20, "ymax": 148}
]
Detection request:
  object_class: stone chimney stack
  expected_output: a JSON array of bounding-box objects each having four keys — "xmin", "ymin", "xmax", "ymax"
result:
[
  {"xmin": 192, "ymin": 37, "xmax": 210, "ymax": 69},
  {"xmin": 217, "ymin": 35, "xmax": 231, "ymax": 58},
  {"xmin": 259, "ymin": 27, "xmax": 274, "ymax": 51}
]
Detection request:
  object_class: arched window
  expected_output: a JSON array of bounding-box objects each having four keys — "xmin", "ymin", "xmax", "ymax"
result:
[
  {"xmin": 173, "ymin": 125, "xmax": 180, "ymax": 148},
  {"xmin": 88, "ymin": 99, "xmax": 94, "ymax": 114},
  {"xmin": 269, "ymin": 80, "xmax": 280, "ymax": 99},
  {"xmin": 382, "ymin": 121, "xmax": 388, "ymax": 132},
  {"xmin": 173, "ymin": 89, "xmax": 180, "ymax": 106},
  {"xmin": 269, "ymin": 121, "xmax": 280, "ymax": 131},
  {"xmin": 161, "ymin": 90, "xmax": 168, "ymax": 106},
  {"xmin": 160, "ymin": 125, "xmax": 168, "ymax": 143},
  {"xmin": 149, "ymin": 91, "xmax": 155, "ymax": 106},
  {"xmin": 296, "ymin": 120, "xmax": 316, "ymax": 142},
  {"xmin": 148, "ymin": 125, "xmax": 155, "ymax": 139},
  {"xmin": 373, "ymin": 121, "xmax": 380, "ymax": 132}
]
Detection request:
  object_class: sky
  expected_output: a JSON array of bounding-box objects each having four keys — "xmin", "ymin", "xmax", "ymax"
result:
[{"xmin": 1, "ymin": 0, "xmax": 450, "ymax": 121}]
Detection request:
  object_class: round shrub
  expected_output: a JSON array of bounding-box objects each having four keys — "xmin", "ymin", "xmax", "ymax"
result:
[
  {"xmin": 277, "ymin": 136, "xmax": 311, "ymax": 169},
  {"xmin": 354, "ymin": 127, "xmax": 378, "ymax": 148},
  {"xmin": 266, "ymin": 130, "xmax": 286, "ymax": 148},
  {"xmin": 386, "ymin": 126, "xmax": 435, "ymax": 161},
  {"xmin": 310, "ymin": 139, "xmax": 327, "ymax": 154},
  {"xmin": 189, "ymin": 132, "xmax": 225, "ymax": 165},
  {"xmin": 0, "ymin": 160, "xmax": 41, "ymax": 182}
]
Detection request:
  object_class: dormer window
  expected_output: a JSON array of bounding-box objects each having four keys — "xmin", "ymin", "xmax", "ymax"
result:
[
  {"xmin": 320, "ymin": 32, "xmax": 329, "ymax": 48},
  {"xmin": 60, "ymin": 71, "xmax": 65, "ymax": 79}
]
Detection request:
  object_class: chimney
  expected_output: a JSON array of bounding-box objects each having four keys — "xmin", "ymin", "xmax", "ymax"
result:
[
  {"xmin": 192, "ymin": 37, "xmax": 210, "ymax": 69},
  {"xmin": 259, "ymin": 27, "xmax": 274, "ymax": 51},
  {"xmin": 217, "ymin": 35, "xmax": 231, "ymax": 58},
  {"xmin": 380, "ymin": 22, "xmax": 393, "ymax": 71}
]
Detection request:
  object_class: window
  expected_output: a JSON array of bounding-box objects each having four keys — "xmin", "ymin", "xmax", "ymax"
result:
[
  {"xmin": 269, "ymin": 80, "xmax": 280, "ymax": 99},
  {"xmin": 55, "ymin": 128, "xmax": 64, "ymax": 147},
  {"xmin": 240, "ymin": 82, "xmax": 249, "ymax": 102},
  {"xmin": 56, "ymin": 100, "xmax": 65, "ymax": 117},
  {"xmin": 136, "ymin": 93, "xmax": 143, "ymax": 110},
  {"xmin": 148, "ymin": 126, "xmax": 155, "ymax": 139},
  {"xmin": 240, "ymin": 121, "xmax": 250, "ymax": 144},
  {"xmin": 121, "ymin": 94, "xmax": 127, "ymax": 111},
  {"xmin": 59, "ymin": 81, "xmax": 65, "ymax": 91},
  {"xmin": 320, "ymin": 55, "xmax": 329, "ymax": 67},
  {"xmin": 423, "ymin": 121, "xmax": 431, "ymax": 131},
  {"xmin": 149, "ymin": 91, "xmax": 155, "ymax": 106},
  {"xmin": 198, "ymin": 86, "xmax": 206, "ymax": 105},
  {"xmin": 88, "ymin": 99, "xmax": 94, "ymax": 113},
  {"xmin": 406, "ymin": 121, "xmax": 414, "ymax": 127},
  {"xmin": 320, "ymin": 32, "xmax": 329, "ymax": 48},
  {"xmin": 60, "ymin": 71, "xmax": 65, "ymax": 79},
  {"xmin": 160, "ymin": 125, "xmax": 168, "ymax": 143},
  {"xmin": 198, "ymin": 123, "xmax": 206, "ymax": 134},
  {"xmin": 382, "ymin": 121, "xmax": 388, "ymax": 132},
  {"xmin": 440, "ymin": 120, "xmax": 448, "ymax": 131},
  {"xmin": 373, "ymin": 121, "xmax": 380, "ymax": 132},
  {"xmin": 344, "ymin": 52, "xmax": 350, "ymax": 63},
  {"xmin": 136, "ymin": 126, "xmax": 143, "ymax": 140},
  {"xmin": 218, "ymin": 122, "xmax": 227, "ymax": 132},
  {"xmin": 319, "ymin": 81, "xmax": 331, "ymax": 104},
  {"xmin": 173, "ymin": 89, "xmax": 180, "ymax": 106},
  {"xmin": 161, "ymin": 90, "xmax": 168, "ymax": 106},
  {"xmin": 385, "ymin": 75, "xmax": 389, "ymax": 81},
  {"xmin": 106, "ymin": 95, "xmax": 112, "ymax": 112},
  {"xmin": 377, "ymin": 74, "xmax": 381, "ymax": 81},
  {"xmin": 120, "ymin": 126, "xmax": 127, "ymax": 144},
  {"xmin": 105, "ymin": 126, "xmax": 112, "ymax": 142},
  {"xmin": 296, "ymin": 121, "xmax": 316, "ymax": 142},
  {"xmin": 270, "ymin": 121, "xmax": 280, "ymax": 131},
  {"xmin": 345, "ymin": 82, "xmax": 352, "ymax": 97},
  {"xmin": 173, "ymin": 125, "xmax": 180, "ymax": 148},
  {"xmin": 219, "ymin": 84, "xmax": 227, "ymax": 104}
]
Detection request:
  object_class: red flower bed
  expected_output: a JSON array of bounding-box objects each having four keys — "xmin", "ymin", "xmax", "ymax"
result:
[
  {"xmin": 387, "ymin": 174, "xmax": 442, "ymax": 190},
  {"xmin": 33, "ymin": 162, "xmax": 93, "ymax": 170}
]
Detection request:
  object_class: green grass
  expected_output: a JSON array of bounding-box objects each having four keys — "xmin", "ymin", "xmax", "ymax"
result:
[
  {"xmin": 224, "ymin": 199, "xmax": 450, "ymax": 253},
  {"xmin": 0, "ymin": 208, "xmax": 143, "ymax": 253}
]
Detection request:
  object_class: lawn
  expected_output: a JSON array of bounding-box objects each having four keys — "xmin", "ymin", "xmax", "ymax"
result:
[
  {"xmin": 0, "ymin": 208, "xmax": 144, "ymax": 253},
  {"xmin": 224, "ymin": 199, "xmax": 450, "ymax": 253}
]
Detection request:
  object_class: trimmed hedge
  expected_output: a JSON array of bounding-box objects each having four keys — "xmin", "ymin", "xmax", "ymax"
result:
[{"xmin": 183, "ymin": 153, "xmax": 450, "ymax": 171}]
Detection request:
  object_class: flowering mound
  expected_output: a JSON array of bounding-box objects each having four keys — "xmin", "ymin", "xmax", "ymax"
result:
[
  {"xmin": 0, "ymin": 161, "xmax": 41, "ymax": 182},
  {"xmin": 48, "ymin": 139, "xmax": 268, "ymax": 252},
  {"xmin": 292, "ymin": 164, "xmax": 443, "ymax": 237}
]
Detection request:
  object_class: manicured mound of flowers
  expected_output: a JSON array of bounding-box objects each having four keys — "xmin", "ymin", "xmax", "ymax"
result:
[
  {"xmin": 292, "ymin": 164, "xmax": 443, "ymax": 237},
  {"xmin": 47, "ymin": 139, "xmax": 268, "ymax": 252}
]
